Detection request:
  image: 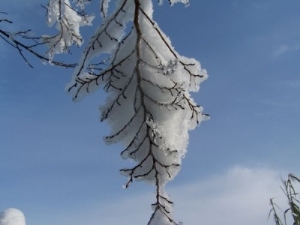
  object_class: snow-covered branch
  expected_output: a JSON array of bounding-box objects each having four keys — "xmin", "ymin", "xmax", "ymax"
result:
[
  {"xmin": 66, "ymin": 0, "xmax": 208, "ymax": 224},
  {"xmin": 43, "ymin": 0, "xmax": 94, "ymax": 59},
  {"xmin": 2, "ymin": 0, "xmax": 208, "ymax": 224},
  {"xmin": 0, "ymin": 12, "xmax": 76, "ymax": 68},
  {"xmin": 0, "ymin": 0, "xmax": 95, "ymax": 68}
]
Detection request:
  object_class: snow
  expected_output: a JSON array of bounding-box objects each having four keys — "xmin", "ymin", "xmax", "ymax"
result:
[
  {"xmin": 66, "ymin": 0, "xmax": 135, "ymax": 100},
  {"xmin": 44, "ymin": 0, "xmax": 94, "ymax": 59},
  {"xmin": 158, "ymin": 0, "xmax": 190, "ymax": 6},
  {"xmin": 100, "ymin": 0, "xmax": 111, "ymax": 18},
  {"xmin": 0, "ymin": 208, "xmax": 26, "ymax": 225},
  {"xmin": 44, "ymin": 0, "xmax": 207, "ymax": 224}
]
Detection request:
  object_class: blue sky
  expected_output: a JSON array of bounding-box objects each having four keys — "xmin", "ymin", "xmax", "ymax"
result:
[{"xmin": 0, "ymin": 0, "xmax": 300, "ymax": 224}]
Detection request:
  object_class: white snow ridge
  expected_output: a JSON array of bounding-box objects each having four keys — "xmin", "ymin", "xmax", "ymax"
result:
[{"xmin": 0, "ymin": 208, "xmax": 26, "ymax": 225}]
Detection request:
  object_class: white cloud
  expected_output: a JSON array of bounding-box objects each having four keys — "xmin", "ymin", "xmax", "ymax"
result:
[
  {"xmin": 172, "ymin": 166, "xmax": 287, "ymax": 225},
  {"xmin": 273, "ymin": 44, "xmax": 300, "ymax": 58},
  {"xmin": 27, "ymin": 166, "xmax": 290, "ymax": 225},
  {"xmin": 273, "ymin": 45, "xmax": 289, "ymax": 58}
]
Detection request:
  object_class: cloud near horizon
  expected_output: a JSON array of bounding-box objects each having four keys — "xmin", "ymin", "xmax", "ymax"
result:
[{"xmin": 24, "ymin": 166, "xmax": 290, "ymax": 225}]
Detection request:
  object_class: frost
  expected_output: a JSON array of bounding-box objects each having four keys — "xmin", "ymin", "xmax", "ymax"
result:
[
  {"xmin": 158, "ymin": 0, "xmax": 190, "ymax": 6},
  {"xmin": 44, "ymin": 0, "xmax": 94, "ymax": 60},
  {"xmin": 100, "ymin": 0, "xmax": 111, "ymax": 18},
  {"xmin": 75, "ymin": 0, "xmax": 91, "ymax": 9},
  {"xmin": 8, "ymin": 32, "xmax": 16, "ymax": 41},
  {"xmin": 157, "ymin": 59, "xmax": 179, "ymax": 75},
  {"xmin": 60, "ymin": 0, "xmax": 208, "ymax": 224},
  {"xmin": 2, "ymin": 0, "xmax": 208, "ymax": 223}
]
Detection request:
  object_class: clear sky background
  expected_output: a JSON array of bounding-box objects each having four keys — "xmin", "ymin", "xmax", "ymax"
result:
[{"xmin": 0, "ymin": 0, "xmax": 300, "ymax": 225}]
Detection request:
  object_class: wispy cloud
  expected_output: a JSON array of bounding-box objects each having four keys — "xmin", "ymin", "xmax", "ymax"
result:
[
  {"xmin": 257, "ymin": 98, "xmax": 300, "ymax": 108},
  {"xmin": 273, "ymin": 45, "xmax": 289, "ymax": 57},
  {"xmin": 283, "ymin": 79, "xmax": 300, "ymax": 89},
  {"xmin": 273, "ymin": 44, "xmax": 300, "ymax": 58},
  {"xmin": 251, "ymin": 0, "xmax": 275, "ymax": 11},
  {"xmin": 26, "ymin": 166, "xmax": 288, "ymax": 225}
]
